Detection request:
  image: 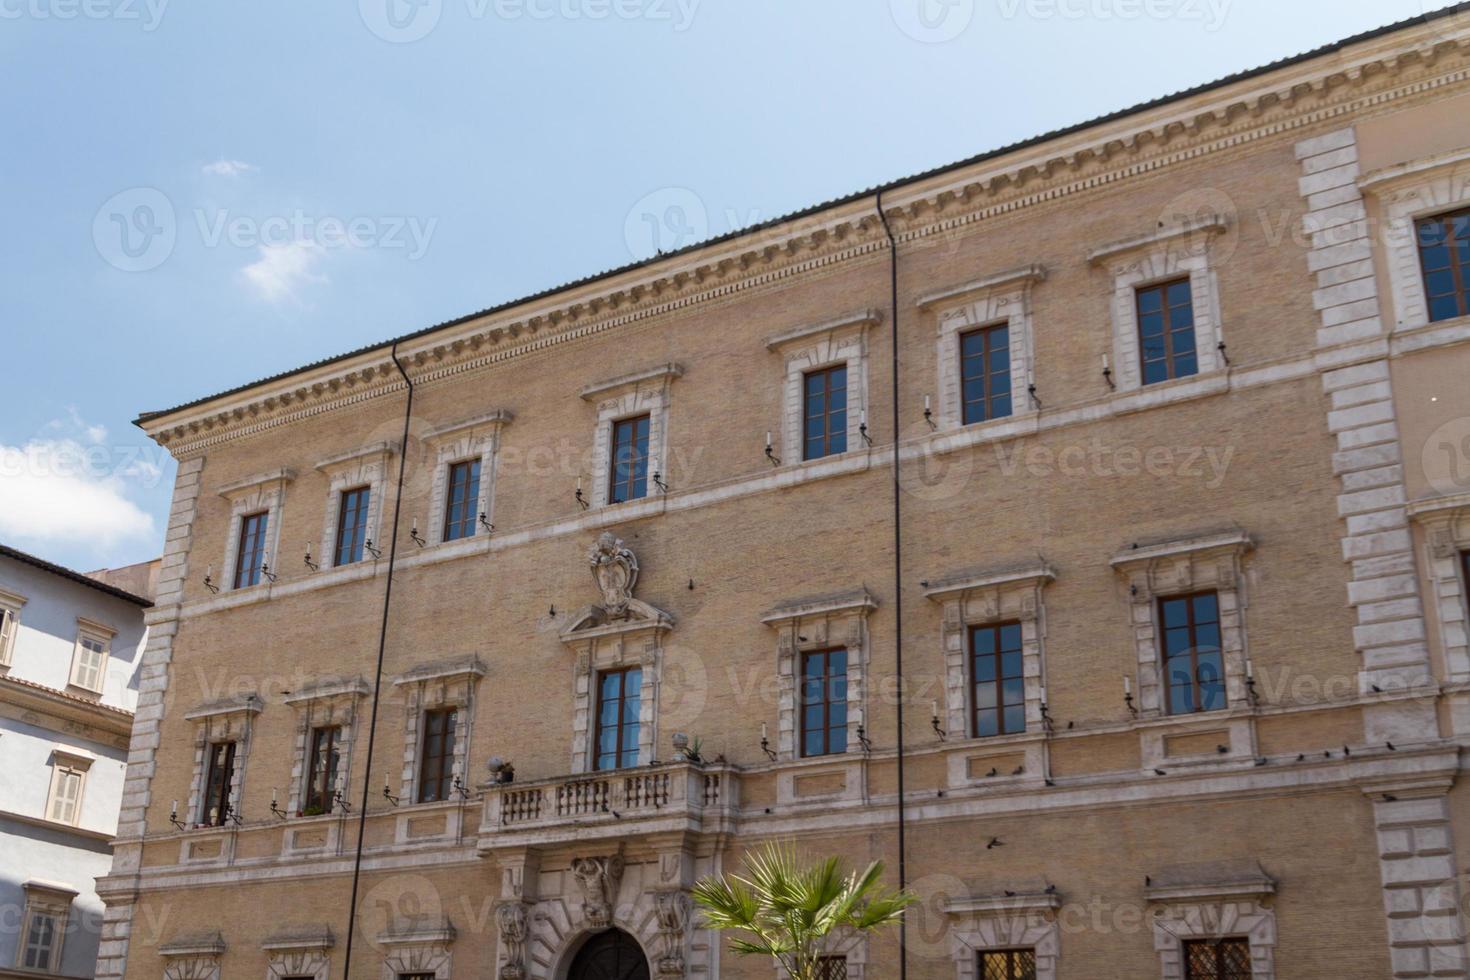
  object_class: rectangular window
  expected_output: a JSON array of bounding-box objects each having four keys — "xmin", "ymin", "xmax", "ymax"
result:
[
  {"xmin": 960, "ymin": 323, "xmax": 1013, "ymax": 424},
  {"xmin": 442, "ymin": 459, "xmax": 482, "ymax": 541},
  {"xmin": 234, "ymin": 511, "xmax": 269, "ymax": 588},
  {"xmin": 608, "ymin": 415, "xmax": 651, "ymax": 504},
  {"xmin": 69, "ymin": 633, "xmax": 108, "ymax": 693},
  {"xmin": 202, "ymin": 740, "xmax": 237, "ymax": 826},
  {"xmin": 980, "ymin": 949, "xmax": 1037, "ymax": 980},
  {"xmin": 815, "ymin": 956, "xmax": 849, "ymax": 980},
  {"xmin": 801, "ymin": 649, "xmax": 848, "ymax": 757},
  {"xmin": 335, "ymin": 486, "xmax": 371, "ymax": 566},
  {"xmin": 971, "ymin": 623, "xmax": 1025, "ymax": 737},
  {"xmin": 1183, "ymin": 937, "xmax": 1251, "ymax": 979},
  {"xmin": 1161, "ymin": 591, "xmax": 1226, "ymax": 715},
  {"xmin": 595, "ymin": 666, "xmax": 642, "ymax": 771},
  {"xmin": 1417, "ymin": 208, "xmax": 1470, "ymax": 323},
  {"xmin": 46, "ymin": 766, "xmax": 84, "ymax": 824},
  {"xmin": 1137, "ymin": 278, "xmax": 1198, "ymax": 385},
  {"xmin": 22, "ymin": 911, "xmax": 58, "ymax": 971},
  {"xmin": 416, "ymin": 708, "xmax": 458, "ymax": 804},
  {"xmin": 803, "ymin": 364, "xmax": 848, "ymax": 461},
  {"xmin": 0, "ymin": 601, "xmax": 19, "ymax": 665},
  {"xmin": 303, "ymin": 725, "xmax": 342, "ymax": 814}
]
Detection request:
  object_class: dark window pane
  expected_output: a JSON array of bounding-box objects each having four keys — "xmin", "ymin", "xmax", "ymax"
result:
[
  {"xmin": 1417, "ymin": 208, "xmax": 1470, "ymax": 322},
  {"xmin": 609, "ymin": 415, "xmax": 651, "ymax": 504},
  {"xmin": 960, "ymin": 323, "xmax": 1014, "ymax": 425},
  {"xmin": 970, "ymin": 623, "xmax": 1026, "ymax": 736},
  {"xmin": 335, "ymin": 487, "xmax": 371, "ymax": 566},
  {"xmin": 443, "ymin": 459, "xmax": 482, "ymax": 541},
  {"xmin": 234, "ymin": 511, "xmax": 269, "ymax": 589},
  {"xmin": 801, "ymin": 649, "xmax": 849, "ymax": 756},
  {"xmin": 1162, "ymin": 592, "xmax": 1228, "ymax": 716},
  {"xmin": 804, "ymin": 364, "xmax": 851, "ymax": 460},
  {"xmin": 1136, "ymin": 279, "xmax": 1198, "ymax": 384},
  {"xmin": 595, "ymin": 667, "xmax": 641, "ymax": 769}
]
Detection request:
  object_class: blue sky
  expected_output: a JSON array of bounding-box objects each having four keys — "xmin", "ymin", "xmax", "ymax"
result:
[{"xmin": 0, "ymin": 0, "xmax": 1448, "ymax": 572}]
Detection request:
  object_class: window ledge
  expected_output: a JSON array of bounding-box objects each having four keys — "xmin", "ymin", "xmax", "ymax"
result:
[{"xmin": 1087, "ymin": 212, "xmax": 1229, "ymax": 265}]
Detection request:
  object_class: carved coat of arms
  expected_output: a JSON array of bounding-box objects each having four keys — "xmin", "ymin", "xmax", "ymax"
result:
[{"xmin": 589, "ymin": 532, "xmax": 639, "ymax": 619}]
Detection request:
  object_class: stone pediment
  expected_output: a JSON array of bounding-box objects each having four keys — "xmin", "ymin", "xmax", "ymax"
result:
[{"xmin": 559, "ymin": 598, "xmax": 673, "ymax": 641}]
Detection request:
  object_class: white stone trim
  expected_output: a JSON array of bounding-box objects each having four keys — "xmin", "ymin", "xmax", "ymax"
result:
[
  {"xmin": 1149, "ymin": 897, "xmax": 1276, "ymax": 979},
  {"xmin": 17, "ymin": 880, "xmax": 76, "ymax": 972},
  {"xmin": 262, "ymin": 930, "xmax": 333, "ymax": 980},
  {"xmin": 927, "ymin": 267, "xmax": 1043, "ymax": 430},
  {"xmin": 1095, "ymin": 217, "xmax": 1227, "ymax": 393},
  {"xmin": 423, "ymin": 411, "xmax": 511, "ymax": 545},
  {"xmin": 1296, "ymin": 127, "xmax": 1384, "ymax": 347},
  {"xmin": 216, "ymin": 469, "xmax": 292, "ymax": 591},
  {"xmin": 1357, "ymin": 148, "xmax": 1470, "ymax": 332},
  {"xmin": 1111, "ymin": 532, "xmax": 1253, "ymax": 718},
  {"xmin": 762, "ymin": 590, "xmax": 876, "ymax": 761},
  {"xmin": 1407, "ymin": 494, "xmax": 1470, "ymax": 689},
  {"xmin": 283, "ymin": 677, "xmax": 368, "ymax": 817},
  {"xmin": 159, "ymin": 933, "xmax": 225, "ymax": 980},
  {"xmin": 68, "ymin": 617, "xmax": 114, "ymax": 695},
  {"xmin": 583, "ymin": 367, "xmax": 680, "ymax": 508},
  {"xmin": 1364, "ymin": 786, "xmax": 1470, "ymax": 979},
  {"xmin": 391, "ymin": 658, "xmax": 484, "ymax": 805},
  {"xmin": 376, "ymin": 923, "xmax": 454, "ymax": 980},
  {"xmin": 315, "ymin": 443, "xmax": 397, "ymax": 568},
  {"xmin": 945, "ymin": 892, "xmax": 1061, "ymax": 980},
  {"xmin": 767, "ymin": 311, "xmax": 876, "ymax": 464},
  {"xmin": 925, "ymin": 562, "xmax": 1054, "ymax": 744}
]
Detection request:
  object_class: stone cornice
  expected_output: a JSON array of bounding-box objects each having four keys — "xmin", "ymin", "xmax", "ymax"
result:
[
  {"xmin": 915, "ymin": 265, "xmax": 1047, "ymax": 310},
  {"xmin": 1357, "ymin": 145, "xmax": 1470, "ymax": 191},
  {"xmin": 1110, "ymin": 530, "xmax": 1254, "ymax": 570},
  {"xmin": 423, "ymin": 410, "xmax": 514, "ymax": 442},
  {"xmin": 1086, "ymin": 212, "xmax": 1230, "ymax": 266},
  {"xmin": 924, "ymin": 561, "xmax": 1056, "ymax": 600},
  {"xmin": 313, "ymin": 441, "xmax": 398, "ymax": 473},
  {"xmin": 215, "ymin": 467, "xmax": 295, "ymax": 500},
  {"xmin": 136, "ymin": 21, "xmax": 1470, "ymax": 456},
  {"xmin": 762, "ymin": 588, "xmax": 878, "ymax": 625},
  {"xmin": 0, "ymin": 674, "xmax": 134, "ymax": 740},
  {"xmin": 943, "ymin": 892, "xmax": 1061, "ymax": 916},
  {"xmin": 578, "ymin": 362, "xmax": 684, "ymax": 401},
  {"xmin": 763, "ymin": 309, "xmax": 882, "ymax": 351}
]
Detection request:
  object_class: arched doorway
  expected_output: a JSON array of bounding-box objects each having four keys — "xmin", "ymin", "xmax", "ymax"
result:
[{"xmin": 567, "ymin": 929, "xmax": 650, "ymax": 980}]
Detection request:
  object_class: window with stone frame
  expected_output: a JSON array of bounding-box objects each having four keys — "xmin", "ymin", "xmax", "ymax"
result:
[
  {"xmin": 314, "ymin": 443, "xmax": 396, "ymax": 570},
  {"xmin": 1358, "ymin": 149, "xmax": 1470, "ymax": 332},
  {"xmin": 1183, "ymin": 938, "xmax": 1252, "ymax": 979},
  {"xmin": 422, "ymin": 411, "xmax": 510, "ymax": 545},
  {"xmin": 282, "ymin": 676, "xmax": 367, "ymax": 822},
  {"xmin": 391, "ymin": 658, "xmax": 484, "ymax": 807},
  {"xmin": 762, "ymin": 590, "xmax": 875, "ymax": 762},
  {"xmin": 0, "ymin": 586, "xmax": 25, "ymax": 667},
  {"xmin": 262, "ymin": 930, "xmax": 334, "ymax": 980},
  {"xmin": 919, "ymin": 266, "xmax": 1043, "ymax": 431},
  {"xmin": 304, "ymin": 725, "xmax": 342, "ymax": 814},
  {"xmin": 980, "ymin": 949, "xmax": 1037, "ymax": 980},
  {"xmin": 1407, "ymin": 498, "xmax": 1470, "ymax": 697},
  {"xmin": 17, "ymin": 882, "xmax": 74, "ymax": 973},
  {"xmin": 815, "ymin": 955, "xmax": 849, "ymax": 980},
  {"xmin": 578, "ymin": 364, "xmax": 681, "ymax": 509},
  {"xmin": 1090, "ymin": 213, "xmax": 1228, "ymax": 394},
  {"xmin": 765, "ymin": 310, "xmax": 876, "ymax": 466},
  {"xmin": 1111, "ymin": 532, "xmax": 1253, "ymax": 719},
  {"xmin": 594, "ymin": 665, "xmax": 643, "ymax": 771},
  {"xmin": 925, "ymin": 562, "xmax": 1054, "ymax": 752},
  {"xmin": 69, "ymin": 618, "xmax": 114, "ymax": 695},
  {"xmin": 183, "ymin": 696, "xmax": 260, "ymax": 832},
  {"xmin": 215, "ymin": 468, "xmax": 292, "ymax": 593},
  {"xmin": 45, "ymin": 749, "xmax": 92, "ymax": 825}
]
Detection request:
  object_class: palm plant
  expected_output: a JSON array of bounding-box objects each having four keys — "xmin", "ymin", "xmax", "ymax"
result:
[{"xmin": 692, "ymin": 842, "xmax": 915, "ymax": 980}]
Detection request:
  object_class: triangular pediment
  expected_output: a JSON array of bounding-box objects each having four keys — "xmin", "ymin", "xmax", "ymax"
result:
[{"xmin": 559, "ymin": 598, "xmax": 674, "ymax": 642}]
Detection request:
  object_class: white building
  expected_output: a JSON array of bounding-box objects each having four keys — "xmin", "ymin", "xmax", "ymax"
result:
[{"xmin": 0, "ymin": 545, "xmax": 153, "ymax": 979}]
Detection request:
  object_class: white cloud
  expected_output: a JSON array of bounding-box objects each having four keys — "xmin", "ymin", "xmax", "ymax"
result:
[
  {"xmin": 202, "ymin": 159, "xmax": 258, "ymax": 178},
  {"xmin": 0, "ymin": 437, "xmax": 157, "ymax": 551},
  {"xmin": 241, "ymin": 242, "xmax": 327, "ymax": 303}
]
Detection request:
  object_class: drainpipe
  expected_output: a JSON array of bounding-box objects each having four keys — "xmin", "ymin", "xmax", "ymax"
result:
[
  {"xmin": 341, "ymin": 341, "xmax": 415, "ymax": 980},
  {"xmin": 875, "ymin": 189, "xmax": 908, "ymax": 980}
]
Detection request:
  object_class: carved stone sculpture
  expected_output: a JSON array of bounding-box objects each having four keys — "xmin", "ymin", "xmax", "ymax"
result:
[
  {"xmin": 496, "ymin": 901, "xmax": 530, "ymax": 980},
  {"xmin": 589, "ymin": 532, "xmax": 639, "ymax": 619},
  {"xmin": 571, "ymin": 853, "xmax": 625, "ymax": 928},
  {"xmin": 653, "ymin": 890, "xmax": 691, "ymax": 977}
]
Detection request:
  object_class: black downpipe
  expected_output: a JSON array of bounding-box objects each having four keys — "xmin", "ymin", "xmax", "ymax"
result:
[
  {"xmin": 876, "ymin": 190, "xmax": 908, "ymax": 980},
  {"xmin": 341, "ymin": 342, "xmax": 415, "ymax": 980}
]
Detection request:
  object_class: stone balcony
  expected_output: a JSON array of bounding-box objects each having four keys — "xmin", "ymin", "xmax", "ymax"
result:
[{"xmin": 476, "ymin": 761, "xmax": 739, "ymax": 850}]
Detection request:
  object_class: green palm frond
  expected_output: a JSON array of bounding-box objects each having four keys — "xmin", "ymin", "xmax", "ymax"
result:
[{"xmin": 692, "ymin": 842, "xmax": 917, "ymax": 980}]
